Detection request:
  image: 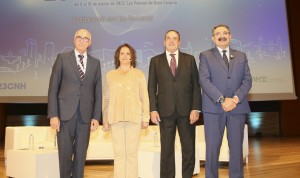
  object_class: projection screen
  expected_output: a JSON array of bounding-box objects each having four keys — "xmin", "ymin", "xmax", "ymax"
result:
[{"xmin": 0, "ymin": 0, "xmax": 296, "ymax": 103}]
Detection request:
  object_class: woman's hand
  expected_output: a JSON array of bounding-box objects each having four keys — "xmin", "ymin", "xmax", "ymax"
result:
[
  {"xmin": 102, "ymin": 122, "xmax": 110, "ymax": 132},
  {"xmin": 141, "ymin": 121, "xmax": 149, "ymax": 129}
]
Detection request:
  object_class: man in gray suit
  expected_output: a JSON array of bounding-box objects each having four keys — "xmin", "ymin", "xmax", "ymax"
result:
[
  {"xmin": 199, "ymin": 24, "xmax": 252, "ymax": 178},
  {"xmin": 148, "ymin": 30, "xmax": 201, "ymax": 178},
  {"xmin": 48, "ymin": 29, "xmax": 102, "ymax": 178}
]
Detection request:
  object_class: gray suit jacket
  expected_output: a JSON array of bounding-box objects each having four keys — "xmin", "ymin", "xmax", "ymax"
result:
[
  {"xmin": 148, "ymin": 52, "xmax": 201, "ymax": 118},
  {"xmin": 199, "ymin": 47, "xmax": 252, "ymax": 114},
  {"xmin": 47, "ymin": 50, "xmax": 102, "ymax": 123}
]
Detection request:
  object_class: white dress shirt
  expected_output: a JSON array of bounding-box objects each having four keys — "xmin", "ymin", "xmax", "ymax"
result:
[
  {"xmin": 74, "ymin": 49, "xmax": 87, "ymax": 73},
  {"xmin": 166, "ymin": 50, "xmax": 179, "ymax": 67}
]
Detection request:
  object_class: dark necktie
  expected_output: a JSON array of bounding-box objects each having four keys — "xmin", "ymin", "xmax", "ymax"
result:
[
  {"xmin": 170, "ymin": 54, "xmax": 176, "ymax": 76},
  {"xmin": 222, "ymin": 50, "xmax": 229, "ymax": 70},
  {"xmin": 78, "ymin": 54, "xmax": 85, "ymax": 80}
]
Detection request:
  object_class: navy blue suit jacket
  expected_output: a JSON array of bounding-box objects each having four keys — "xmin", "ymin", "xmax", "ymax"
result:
[{"xmin": 199, "ymin": 47, "xmax": 252, "ymax": 114}]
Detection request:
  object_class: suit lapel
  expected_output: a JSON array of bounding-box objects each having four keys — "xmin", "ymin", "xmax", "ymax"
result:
[
  {"xmin": 175, "ymin": 52, "xmax": 184, "ymax": 78},
  {"xmin": 84, "ymin": 55, "xmax": 94, "ymax": 82},
  {"xmin": 212, "ymin": 47, "xmax": 229, "ymax": 71},
  {"xmin": 69, "ymin": 50, "xmax": 81, "ymax": 80},
  {"xmin": 229, "ymin": 48, "xmax": 235, "ymax": 72},
  {"xmin": 161, "ymin": 53, "xmax": 174, "ymax": 78}
]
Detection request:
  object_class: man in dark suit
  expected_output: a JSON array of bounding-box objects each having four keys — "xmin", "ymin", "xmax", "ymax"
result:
[
  {"xmin": 199, "ymin": 24, "xmax": 252, "ymax": 178},
  {"xmin": 148, "ymin": 30, "xmax": 201, "ymax": 178},
  {"xmin": 48, "ymin": 29, "xmax": 102, "ymax": 178}
]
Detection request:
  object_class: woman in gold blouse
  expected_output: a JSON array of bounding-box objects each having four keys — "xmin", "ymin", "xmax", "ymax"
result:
[{"xmin": 102, "ymin": 43, "xmax": 150, "ymax": 178}]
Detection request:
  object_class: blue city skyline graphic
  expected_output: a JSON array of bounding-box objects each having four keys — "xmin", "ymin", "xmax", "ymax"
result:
[{"xmin": 0, "ymin": 36, "xmax": 288, "ymax": 78}]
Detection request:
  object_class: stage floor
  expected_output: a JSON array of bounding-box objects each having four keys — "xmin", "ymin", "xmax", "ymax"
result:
[{"xmin": 1, "ymin": 136, "xmax": 300, "ymax": 178}]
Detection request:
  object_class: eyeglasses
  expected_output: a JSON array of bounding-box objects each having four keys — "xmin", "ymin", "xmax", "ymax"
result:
[
  {"xmin": 75, "ymin": 36, "xmax": 90, "ymax": 43},
  {"xmin": 213, "ymin": 31, "xmax": 230, "ymax": 37}
]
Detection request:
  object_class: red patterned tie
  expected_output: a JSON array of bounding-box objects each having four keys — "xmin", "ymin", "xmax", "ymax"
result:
[
  {"xmin": 78, "ymin": 55, "xmax": 85, "ymax": 80},
  {"xmin": 170, "ymin": 54, "xmax": 176, "ymax": 76}
]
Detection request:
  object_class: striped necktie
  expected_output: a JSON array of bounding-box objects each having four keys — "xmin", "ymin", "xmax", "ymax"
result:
[
  {"xmin": 78, "ymin": 54, "xmax": 85, "ymax": 80},
  {"xmin": 222, "ymin": 50, "xmax": 229, "ymax": 70}
]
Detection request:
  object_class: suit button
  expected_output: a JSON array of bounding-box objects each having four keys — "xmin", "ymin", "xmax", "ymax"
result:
[{"xmin": 228, "ymin": 77, "xmax": 230, "ymax": 79}]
